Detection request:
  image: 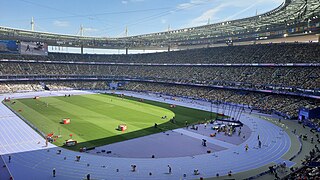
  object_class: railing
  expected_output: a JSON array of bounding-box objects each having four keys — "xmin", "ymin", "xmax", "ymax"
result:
[
  {"xmin": 2, "ymin": 59, "xmax": 320, "ymax": 67},
  {"xmin": 0, "ymin": 75, "xmax": 319, "ymax": 99}
]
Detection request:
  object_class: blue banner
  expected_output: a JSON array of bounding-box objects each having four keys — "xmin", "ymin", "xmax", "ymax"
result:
[{"xmin": 0, "ymin": 40, "xmax": 19, "ymax": 54}]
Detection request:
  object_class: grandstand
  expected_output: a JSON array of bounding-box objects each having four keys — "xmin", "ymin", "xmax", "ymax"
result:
[
  {"xmin": 0, "ymin": 0, "xmax": 320, "ymax": 179},
  {"xmin": 0, "ymin": 0, "xmax": 319, "ymax": 50}
]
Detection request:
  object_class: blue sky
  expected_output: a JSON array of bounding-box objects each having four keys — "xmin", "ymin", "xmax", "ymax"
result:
[{"xmin": 0, "ymin": 0, "xmax": 283, "ymax": 37}]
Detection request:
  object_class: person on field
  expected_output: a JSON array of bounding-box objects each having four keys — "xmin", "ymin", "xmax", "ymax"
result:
[
  {"xmin": 258, "ymin": 140, "xmax": 262, "ymax": 148},
  {"xmin": 53, "ymin": 168, "xmax": 56, "ymax": 177}
]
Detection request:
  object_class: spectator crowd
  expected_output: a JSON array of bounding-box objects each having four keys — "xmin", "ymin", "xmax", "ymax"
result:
[
  {"xmin": 121, "ymin": 82, "xmax": 320, "ymax": 120},
  {"xmin": 1, "ymin": 43, "xmax": 319, "ymax": 64},
  {"xmin": 0, "ymin": 42, "xmax": 319, "ymax": 121},
  {"xmin": 0, "ymin": 43, "xmax": 319, "ymax": 179},
  {"xmin": 0, "ymin": 61, "xmax": 319, "ymax": 90}
]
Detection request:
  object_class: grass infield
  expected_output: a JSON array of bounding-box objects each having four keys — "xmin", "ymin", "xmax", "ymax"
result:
[{"xmin": 5, "ymin": 93, "xmax": 217, "ymax": 150}]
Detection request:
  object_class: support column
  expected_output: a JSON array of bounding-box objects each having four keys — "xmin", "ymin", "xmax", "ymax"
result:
[
  {"xmin": 31, "ymin": 17, "xmax": 35, "ymax": 31},
  {"xmin": 125, "ymin": 48, "xmax": 128, "ymax": 55},
  {"xmin": 81, "ymin": 45, "xmax": 84, "ymax": 54}
]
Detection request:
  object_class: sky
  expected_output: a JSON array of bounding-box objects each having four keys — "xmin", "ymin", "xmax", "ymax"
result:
[{"xmin": 0, "ymin": 0, "xmax": 284, "ymax": 37}]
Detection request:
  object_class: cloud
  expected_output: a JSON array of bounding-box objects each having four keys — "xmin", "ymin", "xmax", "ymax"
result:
[
  {"xmin": 53, "ymin": 20, "xmax": 69, "ymax": 27},
  {"xmin": 83, "ymin": 27, "xmax": 99, "ymax": 32},
  {"xmin": 177, "ymin": 0, "xmax": 212, "ymax": 10},
  {"xmin": 223, "ymin": 1, "xmax": 260, "ymax": 21},
  {"xmin": 186, "ymin": 0, "xmax": 284, "ymax": 27},
  {"xmin": 188, "ymin": 4, "xmax": 226, "ymax": 27},
  {"xmin": 122, "ymin": 0, "xmax": 144, "ymax": 4},
  {"xmin": 80, "ymin": 27, "xmax": 99, "ymax": 36}
]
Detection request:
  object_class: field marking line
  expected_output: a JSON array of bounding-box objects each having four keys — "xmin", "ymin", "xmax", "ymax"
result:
[{"xmin": 173, "ymin": 128, "xmax": 236, "ymax": 149}]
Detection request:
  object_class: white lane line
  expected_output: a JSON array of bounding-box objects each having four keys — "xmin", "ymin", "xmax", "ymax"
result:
[{"xmin": 173, "ymin": 128, "xmax": 236, "ymax": 149}]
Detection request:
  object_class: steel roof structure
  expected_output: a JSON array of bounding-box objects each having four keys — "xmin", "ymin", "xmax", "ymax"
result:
[{"xmin": 0, "ymin": 0, "xmax": 319, "ymax": 49}]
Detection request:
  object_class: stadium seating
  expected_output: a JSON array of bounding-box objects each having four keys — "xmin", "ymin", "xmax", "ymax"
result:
[
  {"xmin": 1, "ymin": 43, "xmax": 320, "ymax": 63},
  {"xmin": 0, "ymin": 43, "xmax": 319, "ymax": 121}
]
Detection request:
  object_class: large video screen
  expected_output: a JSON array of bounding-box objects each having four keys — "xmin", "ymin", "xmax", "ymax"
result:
[
  {"xmin": 20, "ymin": 41, "xmax": 48, "ymax": 56},
  {"xmin": 0, "ymin": 40, "xmax": 19, "ymax": 54}
]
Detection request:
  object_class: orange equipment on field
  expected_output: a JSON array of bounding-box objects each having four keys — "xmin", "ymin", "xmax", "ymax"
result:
[
  {"xmin": 62, "ymin": 118, "xmax": 71, "ymax": 124},
  {"xmin": 118, "ymin": 124, "xmax": 127, "ymax": 131}
]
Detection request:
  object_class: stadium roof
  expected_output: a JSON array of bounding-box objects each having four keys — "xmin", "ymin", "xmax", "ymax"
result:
[{"xmin": 0, "ymin": 0, "xmax": 319, "ymax": 49}]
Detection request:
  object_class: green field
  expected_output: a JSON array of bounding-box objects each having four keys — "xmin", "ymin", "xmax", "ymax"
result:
[{"xmin": 5, "ymin": 93, "xmax": 216, "ymax": 150}]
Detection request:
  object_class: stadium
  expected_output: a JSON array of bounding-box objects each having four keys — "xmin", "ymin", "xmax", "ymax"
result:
[{"xmin": 0, "ymin": 0, "xmax": 319, "ymax": 179}]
